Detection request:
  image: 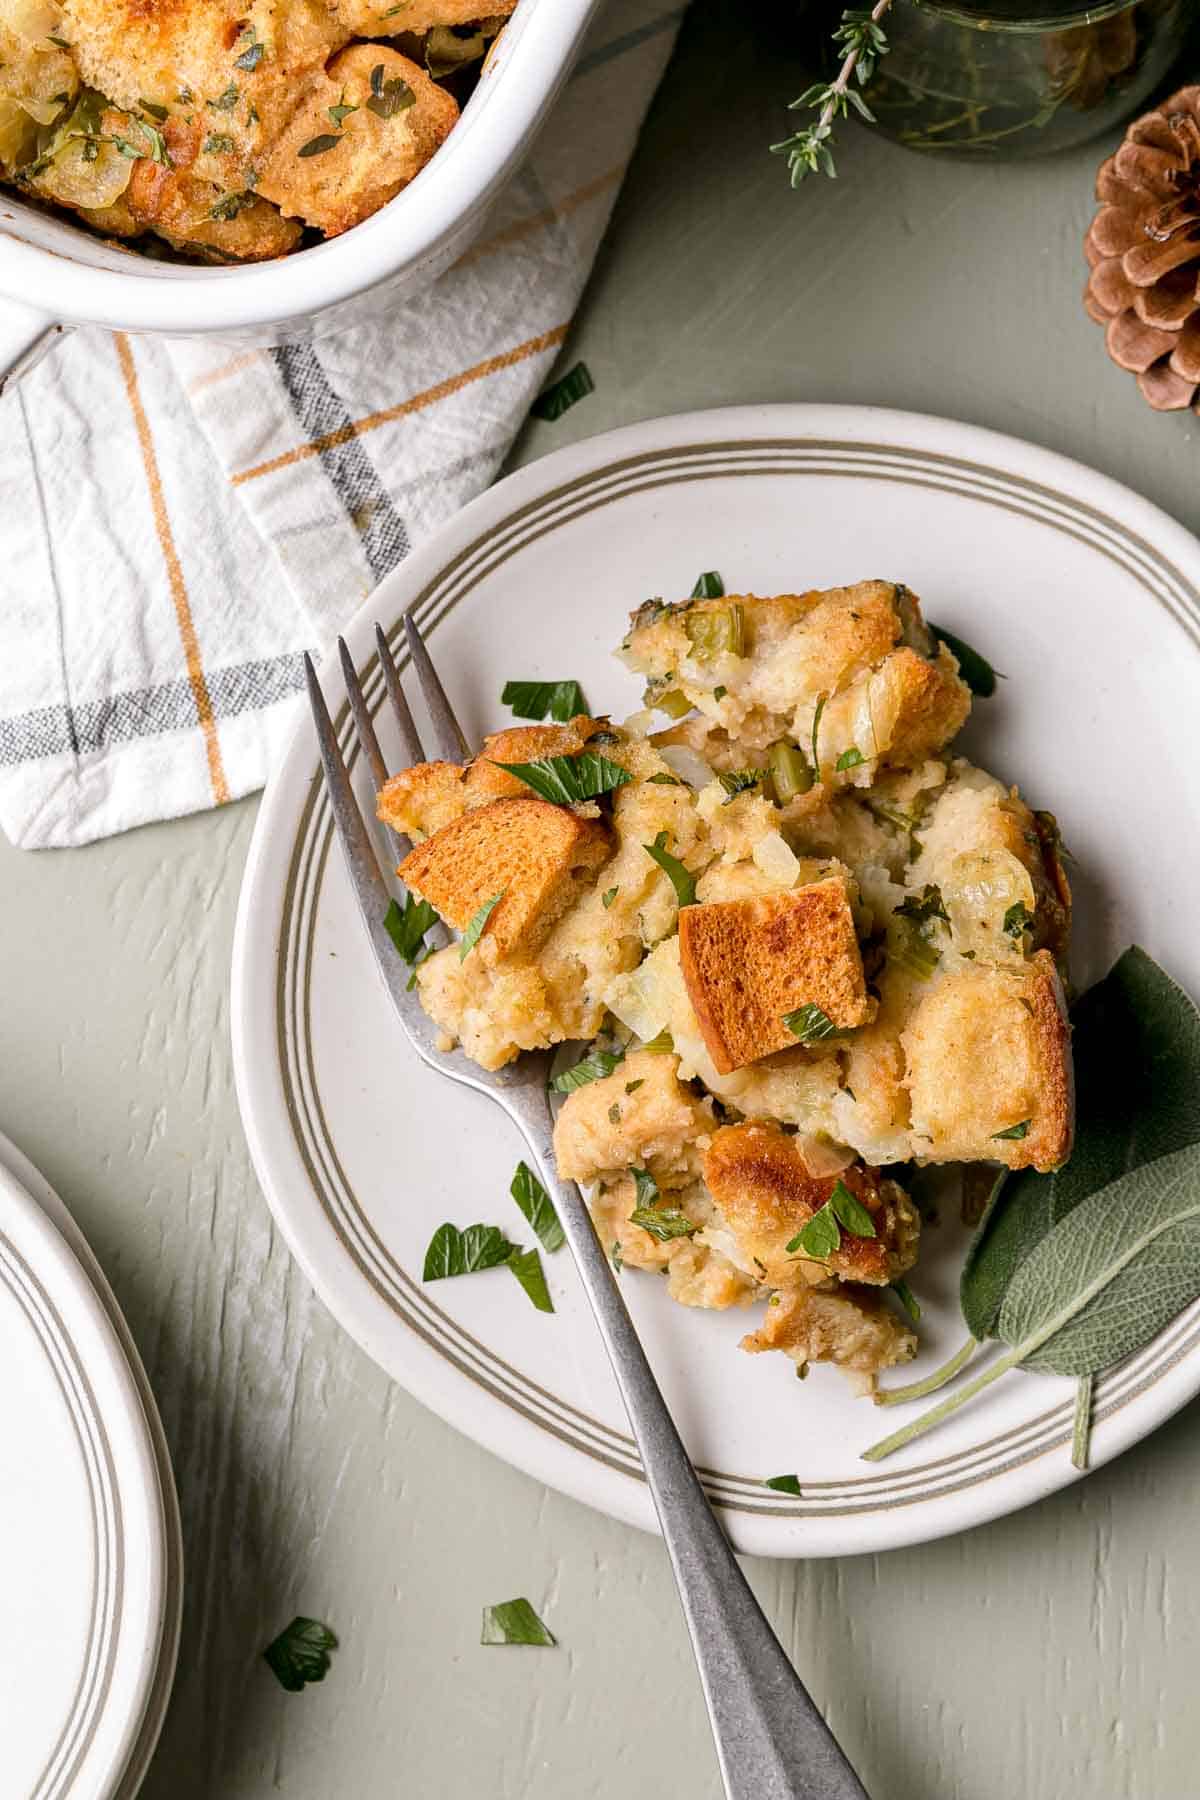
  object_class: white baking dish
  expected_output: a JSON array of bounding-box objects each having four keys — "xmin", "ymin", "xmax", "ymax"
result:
[{"xmin": 0, "ymin": 0, "xmax": 602, "ymax": 383}]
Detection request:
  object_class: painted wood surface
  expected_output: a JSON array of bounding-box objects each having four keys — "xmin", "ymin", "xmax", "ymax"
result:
[{"xmin": 2, "ymin": 4, "xmax": 1197, "ymax": 1794}]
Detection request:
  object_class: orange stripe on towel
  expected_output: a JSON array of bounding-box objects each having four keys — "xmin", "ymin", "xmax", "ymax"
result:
[{"xmin": 116, "ymin": 332, "xmax": 230, "ymax": 807}]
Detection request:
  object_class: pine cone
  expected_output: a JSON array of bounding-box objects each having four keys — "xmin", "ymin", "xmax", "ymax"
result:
[{"xmin": 1084, "ymin": 86, "xmax": 1200, "ymax": 412}]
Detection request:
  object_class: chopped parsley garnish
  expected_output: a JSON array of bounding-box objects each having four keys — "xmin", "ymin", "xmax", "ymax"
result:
[
  {"xmin": 494, "ymin": 752, "xmax": 631, "ymax": 805},
  {"xmin": 894, "ymin": 885, "xmax": 948, "ymax": 927},
  {"xmin": 139, "ymin": 98, "xmax": 168, "ymax": 120},
  {"xmin": 298, "ymin": 132, "xmax": 341, "ymax": 157},
  {"xmin": 1004, "ymin": 901, "xmax": 1033, "ymax": 938},
  {"xmin": 328, "ymin": 92, "xmax": 358, "ymax": 127},
  {"xmin": 531, "ymin": 361, "xmax": 594, "ymax": 422},
  {"xmin": 718, "ymin": 768, "xmax": 766, "ymax": 803},
  {"xmin": 423, "ymin": 1222, "xmax": 515, "ymax": 1280},
  {"xmin": 787, "ymin": 1178, "xmax": 876, "ymax": 1259},
  {"xmin": 992, "ymin": 1119, "xmax": 1032, "ymax": 1141},
  {"xmin": 208, "ymin": 83, "xmax": 240, "ymax": 111},
  {"xmin": 500, "ymin": 678, "xmax": 587, "ymax": 722},
  {"xmin": 648, "ymin": 771, "xmax": 684, "ymax": 785},
  {"xmin": 366, "ymin": 62, "xmax": 416, "ymax": 119},
  {"xmin": 458, "ymin": 890, "xmax": 504, "ymax": 961},
  {"xmin": 630, "ymin": 1207, "xmax": 699, "ymax": 1242},
  {"xmin": 549, "ymin": 1048, "xmax": 624, "ymax": 1092},
  {"xmin": 204, "ymin": 132, "xmax": 235, "ymax": 153},
  {"xmin": 510, "ymin": 1161, "xmax": 564, "ymax": 1253},
  {"xmin": 633, "ymin": 1168, "xmax": 659, "ymax": 1207},
  {"xmin": 608, "ymin": 1101, "xmax": 621, "ymax": 1124},
  {"xmin": 625, "ymin": 1079, "xmax": 644, "ymax": 1094},
  {"xmin": 601, "ymin": 887, "xmax": 618, "ymax": 909},
  {"xmin": 210, "ymin": 192, "xmax": 251, "ymax": 220},
  {"xmin": 691, "ymin": 571, "xmax": 725, "ymax": 598},
  {"xmin": 891, "ymin": 1279, "xmax": 921, "ymax": 1322},
  {"xmin": 835, "ymin": 746, "xmax": 866, "ymax": 771},
  {"xmin": 263, "ymin": 1617, "xmax": 338, "ymax": 1691},
  {"xmin": 644, "ymin": 831, "xmax": 696, "ymax": 907},
  {"xmin": 764, "ymin": 1473, "xmax": 803, "ymax": 1495},
  {"xmin": 639, "ymin": 1028, "xmax": 674, "ymax": 1053},
  {"xmin": 480, "ymin": 1598, "xmax": 556, "ymax": 1646},
  {"xmin": 713, "ymin": 685, "xmax": 727, "ymax": 700},
  {"xmin": 507, "ymin": 1246, "xmax": 554, "ymax": 1312},
  {"xmin": 782, "ymin": 1002, "xmax": 839, "ymax": 1044},
  {"xmin": 929, "ymin": 623, "xmax": 1000, "ymax": 698}
]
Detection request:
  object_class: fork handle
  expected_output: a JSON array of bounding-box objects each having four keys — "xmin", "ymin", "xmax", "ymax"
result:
[{"xmin": 515, "ymin": 1104, "xmax": 870, "ymax": 1800}]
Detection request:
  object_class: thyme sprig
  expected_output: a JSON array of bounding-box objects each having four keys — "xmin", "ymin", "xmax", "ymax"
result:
[{"xmin": 771, "ymin": 0, "xmax": 893, "ymax": 185}]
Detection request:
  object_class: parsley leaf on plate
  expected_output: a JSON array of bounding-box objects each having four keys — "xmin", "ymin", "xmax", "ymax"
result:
[
  {"xmin": 494, "ymin": 753, "xmax": 631, "ymax": 805},
  {"xmin": 501, "ymin": 679, "xmax": 587, "ymax": 722},
  {"xmin": 510, "ymin": 1161, "xmax": 564, "ymax": 1253},
  {"xmin": 263, "ymin": 1617, "xmax": 338, "ymax": 1692},
  {"xmin": 481, "ymin": 1598, "xmax": 556, "ymax": 1646}
]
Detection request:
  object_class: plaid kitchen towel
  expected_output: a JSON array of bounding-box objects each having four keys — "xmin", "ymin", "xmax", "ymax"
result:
[{"xmin": 0, "ymin": 0, "xmax": 685, "ymax": 849}]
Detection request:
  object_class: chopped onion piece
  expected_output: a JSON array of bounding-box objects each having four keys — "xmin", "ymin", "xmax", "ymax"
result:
[
  {"xmin": 794, "ymin": 1134, "xmax": 856, "ymax": 1178},
  {"xmin": 752, "ymin": 830, "xmax": 800, "ymax": 888}
]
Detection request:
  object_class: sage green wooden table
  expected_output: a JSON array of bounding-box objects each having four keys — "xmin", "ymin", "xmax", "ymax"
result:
[{"xmin": 2, "ymin": 5, "xmax": 1196, "ymax": 1795}]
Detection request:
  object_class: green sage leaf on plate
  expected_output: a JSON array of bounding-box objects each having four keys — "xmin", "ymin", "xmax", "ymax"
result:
[
  {"xmin": 458, "ymin": 890, "xmax": 504, "ymax": 962},
  {"xmin": 480, "ymin": 1598, "xmax": 556, "ymax": 1646},
  {"xmin": 643, "ymin": 832, "xmax": 696, "ymax": 907},
  {"xmin": 549, "ymin": 1048, "xmax": 624, "ymax": 1092},
  {"xmin": 690, "ymin": 570, "xmax": 725, "ymax": 598},
  {"xmin": 494, "ymin": 752, "xmax": 631, "ymax": 805},
  {"xmin": 510, "ymin": 1160, "xmax": 564, "ymax": 1253},
  {"xmin": 531, "ymin": 361, "xmax": 594, "ymax": 423},
  {"xmin": 929, "ymin": 623, "xmax": 999, "ymax": 698},
  {"xmin": 423, "ymin": 1222, "xmax": 515, "ymax": 1281},
  {"xmin": 383, "ymin": 892, "xmax": 439, "ymax": 964},
  {"xmin": 507, "ymin": 1246, "xmax": 554, "ymax": 1313},
  {"xmin": 263, "ymin": 1617, "xmax": 338, "ymax": 1691},
  {"xmin": 501, "ymin": 678, "xmax": 587, "ymax": 722}
]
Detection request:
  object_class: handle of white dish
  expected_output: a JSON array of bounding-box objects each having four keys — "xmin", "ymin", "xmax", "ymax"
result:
[{"xmin": 0, "ymin": 298, "xmax": 68, "ymax": 398}]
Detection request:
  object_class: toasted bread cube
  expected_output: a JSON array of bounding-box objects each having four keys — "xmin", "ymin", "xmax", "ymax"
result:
[
  {"xmin": 378, "ymin": 760, "xmax": 467, "ymax": 841},
  {"xmin": 330, "ymin": 0, "xmax": 515, "ymax": 32},
  {"xmin": 678, "ymin": 878, "xmax": 870, "ymax": 1075},
  {"xmin": 398, "ymin": 796, "xmax": 610, "ymax": 961},
  {"xmin": 704, "ymin": 1122, "xmax": 919, "ymax": 1290},
  {"xmin": 377, "ymin": 718, "xmax": 609, "ymax": 839},
  {"xmin": 900, "ymin": 950, "xmax": 1073, "ymax": 1170},
  {"xmin": 741, "ymin": 1285, "xmax": 917, "ymax": 1393},
  {"xmin": 257, "ymin": 46, "xmax": 457, "ymax": 236},
  {"xmin": 552, "ymin": 1050, "xmax": 715, "ymax": 1189}
]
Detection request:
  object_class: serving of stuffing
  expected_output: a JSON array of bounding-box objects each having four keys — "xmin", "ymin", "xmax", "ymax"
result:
[
  {"xmin": 0, "ymin": 0, "xmax": 513, "ymax": 260},
  {"xmin": 377, "ymin": 579, "xmax": 1075, "ymax": 1396}
]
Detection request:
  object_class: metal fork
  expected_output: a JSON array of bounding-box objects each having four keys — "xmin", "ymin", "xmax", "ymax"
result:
[{"xmin": 305, "ymin": 616, "xmax": 871, "ymax": 1800}]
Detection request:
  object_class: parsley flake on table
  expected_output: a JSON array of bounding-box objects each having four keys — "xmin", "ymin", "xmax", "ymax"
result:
[
  {"xmin": 531, "ymin": 361, "xmax": 594, "ymax": 422},
  {"xmin": 262, "ymin": 1617, "xmax": 338, "ymax": 1692},
  {"xmin": 480, "ymin": 1598, "xmax": 556, "ymax": 1646}
]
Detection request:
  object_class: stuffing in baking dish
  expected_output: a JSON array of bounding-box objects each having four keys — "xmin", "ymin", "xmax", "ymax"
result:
[
  {"xmin": 378, "ymin": 579, "xmax": 1075, "ymax": 1393},
  {"xmin": 0, "ymin": 0, "xmax": 513, "ymax": 260}
]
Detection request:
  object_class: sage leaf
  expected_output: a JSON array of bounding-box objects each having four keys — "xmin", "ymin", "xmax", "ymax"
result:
[
  {"xmin": 998, "ymin": 1143, "xmax": 1200, "ymax": 1377},
  {"xmin": 929, "ymin": 623, "xmax": 999, "ymax": 697}
]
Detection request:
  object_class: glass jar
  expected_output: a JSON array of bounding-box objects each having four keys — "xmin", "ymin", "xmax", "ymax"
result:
[{"xmin": 856, "ymin": 0, "xmax": 1194, "ymax": 158}]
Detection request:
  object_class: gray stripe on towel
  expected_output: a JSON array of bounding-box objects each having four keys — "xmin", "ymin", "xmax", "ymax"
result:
[{"xmin": 270, "ymin": 343, "xmax": 410, "ymax": 582}]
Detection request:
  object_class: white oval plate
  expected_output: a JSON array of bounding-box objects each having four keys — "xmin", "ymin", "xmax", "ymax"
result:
[
  {"xmin": 232, "ymin": 405, "xmax": 1200, "ymax": 1558},
  {"xmin": 0, "ymin": 1142, "xmax": 176, "ymax": 1796},
  {"xmin": 0, "ymin": 1132, "xmax": 183, "ymax": 1800}
]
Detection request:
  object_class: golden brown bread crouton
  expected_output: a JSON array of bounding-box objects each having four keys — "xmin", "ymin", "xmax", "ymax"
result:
[
  {"xmin": 552, "ymin": 1051, "xmax": 715, "ymax": 1189},
  {"xmin": 678, "ymin": 879, "xmax": 870, "ymax": 1075},
  {"xmin": 741, "ymin": 1285, "xmax": 917, "ymax": 1392},
  {"xmin": 329, "ymin": 0, "xmax": 515, "ymax": 33},
  {"xmin": 378, "ymin": 760, "xmax": 467, "ymax": 841},
  {"xmin": 704, "ymin": 1122, "xmax": 920, "ymax": 1289},
  {"xmin": 256, "ymin": 45, "xmax": 457, "ymax": 235},
  {"xmin": 398, "ymin": 796, "xmax": 611, "ymax": 961},
  {"xmin": 900, "ymin": 949, "xmax": 1073, "ymax": 1170}
]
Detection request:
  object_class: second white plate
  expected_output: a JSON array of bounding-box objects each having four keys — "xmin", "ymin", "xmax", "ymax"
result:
[{"xmin": 232, "ymin": 404, "xmax": 1200, "ymax": 1557}]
